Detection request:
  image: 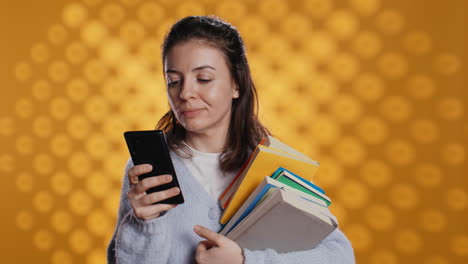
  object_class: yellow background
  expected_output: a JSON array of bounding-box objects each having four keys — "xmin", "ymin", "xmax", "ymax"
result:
[{"xmin": 1, "ymin": 0, "xmax": 467, "ymax": 263}]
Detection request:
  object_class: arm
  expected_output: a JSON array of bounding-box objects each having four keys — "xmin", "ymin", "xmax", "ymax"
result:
[
  {"xmin": 242, "ymin": 227, "xmax": 355, "ymax": 264},
  {"xmin": 107, "ymin": 159, "xmax": 174, "ymax": 264}
]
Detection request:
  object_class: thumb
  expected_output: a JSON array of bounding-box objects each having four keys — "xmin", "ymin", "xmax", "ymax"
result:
[{"xmin": 194, "ymin": 225, "xmax": 226, "ymax": 246}]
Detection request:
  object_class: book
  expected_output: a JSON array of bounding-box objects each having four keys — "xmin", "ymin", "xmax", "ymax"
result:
[
  {"xmin": 225, "ymin": 187, "xmax": 337, "ymax": 253},
  {"xmin": 266, "ymin": 136, "xmax": 315, "ymax": 161},
  {"xmin": 219, "ymin": 136, "xmax": 316, "ymax": 209},
  {"xmin": 271, "ymin": 167, "xmax": 331, "ymax": 206},
  {"xmin": 219, "ymin": 176, "xmax": 328, "ymax": 236},
  {"xmin": 218, "ymin": 137, "xmax": 269, "ymax": 208},
  {"xmin": 219, "ymin": 142, "xmax": 320, "ymax": 225},
  {"xmin": 271, "ymin": 167, "xmax": 325, "ymax": 194}
]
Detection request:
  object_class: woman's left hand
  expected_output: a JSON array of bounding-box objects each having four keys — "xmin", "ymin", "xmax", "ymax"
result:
[{"xmin": 194, "ymin": 225, "xmax": 244, "ymax": 264}]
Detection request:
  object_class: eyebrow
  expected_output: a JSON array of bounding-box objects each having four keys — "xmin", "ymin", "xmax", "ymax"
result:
[{"xmin": 165, "ymin": 65, "xmax": 216, "ymax": 73}]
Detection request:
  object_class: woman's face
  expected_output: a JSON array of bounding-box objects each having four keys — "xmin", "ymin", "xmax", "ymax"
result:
[{"xmin": 164, "ymin": 41, "xmax": 239, "ymax": 136}]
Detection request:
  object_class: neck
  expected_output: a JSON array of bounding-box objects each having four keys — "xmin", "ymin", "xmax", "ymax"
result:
[{"xmin": 185, "ymin": 128, "xmax": 229, "ymax": 153}]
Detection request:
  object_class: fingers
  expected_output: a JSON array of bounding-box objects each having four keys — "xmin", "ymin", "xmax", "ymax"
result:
[
  {"xmin": 128, "ymin": 164, "xmax": 152, "ymax": 185},
  {"xmin": 195, "ymin": 240, "xmax": 215, "ymax": 264},
  {"xmin": 197, "ymin": 241, "xmax": 209, "ymax": 252},
  {"xmin": 195, "ymin": 242, "xmax": 207, "ymax": 264},
  {"xmin": 127, "ymin": 176, "xmax": 180, "ymax": 220},
  {"xmin": 141, "ymin": 187, "xmax": 180, "ymax": 205},
  {"xmin": 194, "ymin": 225, "xmax": 226, "ymax": 246},
  {"xmin": 127, "ymin": 177, "xmax": 178, "ymax": 204},
  {"xmin": 133, "ymin": 175, "xmax": 173, "ymax": 194},
  {"xmin": 133, "ymin": 203, "xmax": 178, "ymax": 220},
  {"xmin": 126, "ymin": 165, "xmax": 181, "ymax": 221}
]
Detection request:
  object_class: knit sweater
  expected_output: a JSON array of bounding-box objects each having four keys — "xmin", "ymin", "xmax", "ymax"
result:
[{"xmin": 107, "ymin": 151, "xmax": 355, "ymax": 264}]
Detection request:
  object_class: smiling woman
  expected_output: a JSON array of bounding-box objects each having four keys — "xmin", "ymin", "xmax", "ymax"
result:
[
  {"xmin": 164, "ymin": 42, "xmax": 240, "ymax": 148},
  {"xmin": 156, "ymin": 16, "xmax": 269, "ymax": 173},
  {"xmin": 107, "ymin": 16, "xmax": 354, "ymax": 264}
]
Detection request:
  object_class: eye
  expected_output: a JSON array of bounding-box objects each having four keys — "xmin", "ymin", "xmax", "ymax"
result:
[
  {"xmin": 167, "ymin": 80, "xmax": 181, "ymax": 88},
  {"xmin": 198, "ymin": 79, "xmax": 212, "ymax": 84}
]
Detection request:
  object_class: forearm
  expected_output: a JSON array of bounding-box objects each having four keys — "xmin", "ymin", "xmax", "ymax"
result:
[
  {"xmin": 107, "ymin": 159, "xmax": 173, "ymax": 264},
  {"xmin": 243, "ymin": 228, "xmax": 355, "ymax": 264},
  {"xmin": 107, "ymin": 188, "xmax": 174, "ymax": 264},
  {"xmin": 112, "ymin": 210, "xmax": 173, "ymax": 264}
]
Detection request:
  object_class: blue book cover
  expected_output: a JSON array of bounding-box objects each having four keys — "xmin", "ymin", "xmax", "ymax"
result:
[{"xmin": 271, "ymin": 167, "xmax": 326, "ymax": 194}]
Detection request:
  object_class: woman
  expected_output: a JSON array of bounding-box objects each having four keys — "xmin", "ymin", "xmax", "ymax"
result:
[{"xmin": 107, "ymin": 16, "xmax": 354, "ymax": 264}]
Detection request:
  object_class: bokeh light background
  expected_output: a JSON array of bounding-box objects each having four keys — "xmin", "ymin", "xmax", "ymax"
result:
[{"xmin": 1, "ymin": 0, "xmax": 467, "ymax": 263}]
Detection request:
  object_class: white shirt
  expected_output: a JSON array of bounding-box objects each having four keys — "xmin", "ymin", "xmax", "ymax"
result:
[{"xmin": 181, "ymin": 144, "xmax": 237, "ymax": 201}]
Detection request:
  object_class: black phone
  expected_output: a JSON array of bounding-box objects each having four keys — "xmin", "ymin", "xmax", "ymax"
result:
[{"xmin": 124, "ymin": 130, "xmax": 184, "ymax": 204}]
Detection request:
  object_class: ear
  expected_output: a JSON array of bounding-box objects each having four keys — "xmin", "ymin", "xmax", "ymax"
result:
[{"xmin": 232, "ymin": 84, "xmax": 240, "ymax": 99}]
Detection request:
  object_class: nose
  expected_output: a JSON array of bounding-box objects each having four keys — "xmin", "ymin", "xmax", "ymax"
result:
[{"xmin": 179, "ymin": 79, "xmax": 197, "ymax": 100}]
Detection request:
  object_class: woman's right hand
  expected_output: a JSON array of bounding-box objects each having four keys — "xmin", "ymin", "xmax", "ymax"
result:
[{"xmin": 127, "ymin": 164, "xmax": 180, "ymax": 220}]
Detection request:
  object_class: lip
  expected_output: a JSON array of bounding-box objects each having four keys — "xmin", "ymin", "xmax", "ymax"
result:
[{"xmin": 180, "ymin": 109, "xmax": 204, "ymax": 117}]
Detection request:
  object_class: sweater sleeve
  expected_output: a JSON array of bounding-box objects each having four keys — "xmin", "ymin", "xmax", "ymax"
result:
[
  {"xmin": 242, "ymin": 227, "xmax": 355, "ymax": 264},
  {"xmin": 107, "ymin": 159, "xmax": 173, "ymax": 264}
]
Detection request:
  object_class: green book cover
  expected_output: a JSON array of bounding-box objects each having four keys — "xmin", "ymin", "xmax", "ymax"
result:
[{"xmin": 275, "ymin": 176, "xmax": 331, "ymax": 206}]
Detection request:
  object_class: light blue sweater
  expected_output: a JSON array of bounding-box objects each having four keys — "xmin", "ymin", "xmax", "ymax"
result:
[{"xmin": 107, "ymin": 152, "xmax": 355, "ymax": 264}]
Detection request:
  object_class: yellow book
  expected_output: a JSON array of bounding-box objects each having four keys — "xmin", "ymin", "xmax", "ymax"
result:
[
  {"xmin": 219, "ymin": 136, "xmax": 315, "ymax": 208},
  {"xmin": 220, "ymin": 144, "xmax": 320, "ymax": 224}
]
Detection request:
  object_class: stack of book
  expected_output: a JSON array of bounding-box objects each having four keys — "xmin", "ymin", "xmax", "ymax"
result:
[{"xmin": 218, "ymin": 136, "xmax": 337, "ymax": 253}]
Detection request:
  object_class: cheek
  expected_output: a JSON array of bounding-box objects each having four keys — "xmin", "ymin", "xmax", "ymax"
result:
[
  {"xmin": 167, "ymin": 90, "xmax": 179, "ymax": 104},
  {"xmin": 167, "ymin": 95, "xmax": 179, "ymax": 117},
  {"xmin": 168, "ymin": 99, "xmax": 176, "ymax": 111},
  {"xmin": 203, "ymin": 83, "xmax": 235, "ymax": 103}
]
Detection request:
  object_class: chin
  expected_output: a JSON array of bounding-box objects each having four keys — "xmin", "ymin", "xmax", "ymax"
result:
[{"xmin": 181, "ymin": 120, "xmax": 207, "ymax": 133}]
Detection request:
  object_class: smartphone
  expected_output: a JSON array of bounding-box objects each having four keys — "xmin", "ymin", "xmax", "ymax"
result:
[{"xmin": 124, "ymin": 130, "xmax": 184, "ymax": 204}]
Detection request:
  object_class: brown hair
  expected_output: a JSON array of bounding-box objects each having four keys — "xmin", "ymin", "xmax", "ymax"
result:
[{"xmin": 156, "ymin": 16, "xmax": 269, "ymax": 172}]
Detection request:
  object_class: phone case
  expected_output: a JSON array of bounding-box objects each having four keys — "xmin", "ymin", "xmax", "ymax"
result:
[{"xmin": 124, "ymin": 130, "xmax": 184, "ymax": 204}]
